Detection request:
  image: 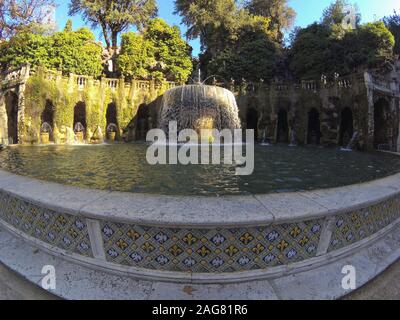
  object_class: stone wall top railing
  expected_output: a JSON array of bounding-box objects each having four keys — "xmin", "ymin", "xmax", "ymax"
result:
[
  {"xmin": 213, "ymin": 73, "xmax": 368, "ymax": 95},
  {"xmin": 0, "ymin": 63, "xmax": 30, "ymax": 87},
  {"xmin": 371, "ymin": 75, "xmax": 392, "ymax": 91},
  {"xmin": 3, "ymin": 64, "xmax": 393, "ymax": 97}
]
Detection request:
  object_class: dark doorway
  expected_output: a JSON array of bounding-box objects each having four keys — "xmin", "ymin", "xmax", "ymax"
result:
[
  {"xmin": 374, "ymin": 99, "xmax": 391, "ymax": 148},
  {"xmin": 339, "ymin": 108, "xmax": 354, "ymax": 147},
  {"xmin": 135, "ymin": 104, "xmax": 149, "ymax": 141},
  {"xmin": 246, "ymin": 108, "xmax": 259, "ymax": 140},
  {"xmin": 307, "ymin": 108, "xmax": 321, "ymax": 145},
  {"xmin": 74, "ymin": 102, "xmax": 87, "ymax": 130},
  {"xmin": 106, "ymin": 103, "xmax": 118, "ymax": 128},
  {"xmin": 41, "ymin": 100, "xmax": 55, "ymax": 128},
  {"xmin": 277, "ymin": 109, "xmax": 289, "ymax": 143},
  {"xmin": 5, "ymin": 92, "xmax": 19, "ymax": 144}
]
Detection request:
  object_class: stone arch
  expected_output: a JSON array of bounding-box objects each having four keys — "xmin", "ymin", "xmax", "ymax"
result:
[
  {"xmin": 135, "ymin": 104, "xmax": 150, "ymax": 141},
  {"xmin": 374, "ymin": 98, "xmax": 391, "ymax": 148},
  {"xmin": 307, "ymin": 108, "xmax": 322, "ymax": 145},
  {"xmin": 106, "ymin": 102, "xmax": 119, "ymax": 139},
  {"xmin": 41, "ymin": 100, "xmax": 55, "ymax": 128},
  {"xmin": 4, "ymin": 91, "xmax": 19, "ymax": 144},
  {"xmin": 339, "ymin": 108, "xmax": 354, "ymax": 147},
  {"xmin": 276, "ymin": 109, "xmax": 289, "ymax": 143},
  {"xmin": 74, "ymin": 101, "xmax": 87, "ymax": 141},
  {"xmin": 74, "ymin": 102, "xmax": 87, "ymax": 130},
  {"xmin": 246, "ymin": 108, "xmax": 259, "ymax": 140},
  {"xmin": 41, "ymin": 99, "xmax": 55, "ymax": 142}
]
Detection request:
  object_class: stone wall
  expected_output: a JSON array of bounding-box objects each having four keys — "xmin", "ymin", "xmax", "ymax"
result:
[
  {"xmin": 1, "ymin": 64, "xmax": 400, "ymax": 150},
  {"xmin": 0, "ymin": 65, "xmax": 177, "ymax": 145},
  {"xmin": 236, "ymin": 73, "xmax": 400, "ymax": 150}
]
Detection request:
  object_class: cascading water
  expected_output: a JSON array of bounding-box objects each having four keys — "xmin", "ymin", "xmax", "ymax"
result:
[
  {"xmin": 341, "ymin": 132, "xmax": 359, "ymax": 152},
  {"xmin": 289, "ymin": 130, "xmax": 297, "ymax": 147},
  {"xmin": 158, "ymin": 85, "xmax": 242, "ymax": 135},
  {"xmin": 261, "ymin": 128, "xmax": 271, "ymax": 146}
]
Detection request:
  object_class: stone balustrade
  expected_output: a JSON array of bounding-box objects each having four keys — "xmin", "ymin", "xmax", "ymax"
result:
[{"xmin": 0, "ymin": 65, "xmax": 375, "ymax": 96}]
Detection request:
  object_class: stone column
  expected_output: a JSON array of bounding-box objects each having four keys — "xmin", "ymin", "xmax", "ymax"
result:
[
  {"xmin": 16, "ymin": 63, "xmax": 31, "ymax": 144},
  {"xmin": 364, "ymin": 72, "xmax": 375, "ymax": 151},
  {"xmin": 0, "ymin": 95, "xmax": 7, "ymax": 145}
]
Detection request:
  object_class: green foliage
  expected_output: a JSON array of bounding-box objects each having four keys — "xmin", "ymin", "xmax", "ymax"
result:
[
  {"xmin": 384, "ymin": 10, "xmax": 400, "ymax": 55},
  {"xmin": 118, "ymin": 32, "xmax": 149, "ymax": 79},
  {"xmin": 207, "ymin": 17, "xmax": 280, "ymax": 82},
  {"xmin": 244, "ymin": 0, "xmax": 296, "ymax": 43},
  {"xmin": 344, "ymin": 22, "xmax": 395, "ymax": 70},
  {"xmin": 50, "ymin": 27, "xmax": 103, "ymax": 76},
  {"xmin": 0, "ymin": 24, "xmax": 103, "ymax": 76},
  {"xmin": 0, "ymin": 32, "xmax": 52, "ymax": 69},
  {"xmin": 69, "ymin": 0, "xmax": 157, "ymax": 50},
  {"xmin": 117, "ymin": 18, "xmax": 193, "ymax": 82},
  {"xmin": 289, "ymin": 21, "xmax": 395, "ymax": 80},
  {"xmin": 175, "ymin": 0, "xmax": 281, "ymax": 82}
]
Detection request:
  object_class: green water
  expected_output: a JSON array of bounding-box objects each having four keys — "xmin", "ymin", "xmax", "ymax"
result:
[{"xmin": 0, "ymin": 144, "xmax": 399, "ymax": 196}]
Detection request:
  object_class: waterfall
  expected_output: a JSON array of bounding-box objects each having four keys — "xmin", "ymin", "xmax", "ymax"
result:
[
  {"xmin": 159, "ymin": 85, "xmax": 242, "ymax": 134},
  {"xmin": 341, "ymin": 132, "xmax": 359, "ymax": 151},
  {"xmin": 261, "ymin": 128, "xmax": 271, "ymax": 146},
  {"xmin": 289, "ymin": 130, "xmax": 297, "ymax": 147}
]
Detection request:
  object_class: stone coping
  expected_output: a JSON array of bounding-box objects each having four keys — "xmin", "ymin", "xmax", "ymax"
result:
[{"xmin": 1, "ymin": 168, "xmax": 400, "ymax": 228}]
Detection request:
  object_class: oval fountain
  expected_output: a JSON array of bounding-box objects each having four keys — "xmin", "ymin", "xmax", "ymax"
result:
[{"xmin": 0, "ymin": 83, "xmax": 399, "ymax": 300}]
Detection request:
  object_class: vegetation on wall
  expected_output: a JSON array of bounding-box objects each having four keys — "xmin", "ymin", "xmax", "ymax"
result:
[
  {"xmin": 117, "ymin": 18, "xmax": 193, "ymax": 83},
  {"xmin": 0, "ymin": 22, "xmax": 103, "ymax": 77}
]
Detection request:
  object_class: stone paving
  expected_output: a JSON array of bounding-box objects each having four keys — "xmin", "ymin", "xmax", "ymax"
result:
[
  {"xmin": 0, "ymin": 260, "xmax": 398, "ymax": 300},
  {"xmin": 343, "ymin": 259, "xmax": 400, "ymax": 300},
  {"xmin": 0, "ymin": 263, "xmax": 58, "ymax": 300}
]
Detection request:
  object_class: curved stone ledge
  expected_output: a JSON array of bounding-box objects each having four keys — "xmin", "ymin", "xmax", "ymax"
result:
[{"xmin": 0, "ymin": 168, "xmax": 400, "ymax": 279}]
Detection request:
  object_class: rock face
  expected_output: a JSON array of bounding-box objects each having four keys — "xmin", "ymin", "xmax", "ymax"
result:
[{"xmin": 158, "ymin": 85, "xmax": 242, "ymax": 133}]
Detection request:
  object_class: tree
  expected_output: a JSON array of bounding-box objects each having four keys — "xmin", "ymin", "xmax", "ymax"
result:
[
  {"xmin": 0, "ymin": 22, "xmax": 103, "ymax": 77},
  {"xmin": 244, "ymin": 0, "xmax": 296, "ymax": 43},
  {"xmin": 0, "ymin": 0, "xmax": 56, "ymax": 40},
  {"xmin": 69, "ymin": 0, "xmax": 157, "ymax": 53},
  {"xmin": 117, "ymin": 18, "xmax": 193, "ymax": 82},
  {"xmin": 384, "ymin": 11, "xmax": 400, "ymax": 55},
  {"xmin": 343, "ymin": 22, "xmax": 395, "ymax": 71},
  {"xmin": 0, "ymin": 32, "xmax": 52, "ymax": 69},
  {"xmin": 322, "ymin": 0, "xmax": 349, "ymax": 26},
  {"xmin": 174, "ymin": 0, "xmax": 240, "ymax": 54},
  {"xmin": 288, "ymin": 23, "xmax": 337, "ymax": 80},
  {"xmin": 288, "ymin": 21, "xmax": 395, "ymax": 80},
  {"xmin": 174, "ymin": 0, "xmax": 281, "ymax": 82},
  {"xmin": 50, "ymin": 27, "xmax": 104, "ymax": 76},
  {"xmin": 206, "ymin": 16, "xmax": 280, "ymax": 82}
]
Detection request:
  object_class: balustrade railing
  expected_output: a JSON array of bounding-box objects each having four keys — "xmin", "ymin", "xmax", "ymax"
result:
[{"xmin": 3, "ymin": 65, "xmax": 395, "ymax": 97}]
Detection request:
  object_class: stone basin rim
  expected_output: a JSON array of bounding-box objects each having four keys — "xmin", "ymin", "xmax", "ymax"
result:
[{"xmin": 1, "ymin": 168, "xmax": 400, "ymax": 228}]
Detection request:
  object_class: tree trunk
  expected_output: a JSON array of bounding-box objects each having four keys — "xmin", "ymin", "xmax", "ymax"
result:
[{"xmin": 111, "ymin": 32, "xmax": 118, "ymax": 50}]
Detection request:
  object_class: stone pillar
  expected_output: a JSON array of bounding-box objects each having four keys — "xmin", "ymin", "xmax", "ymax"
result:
[
  {"xmin": 16, "ymin": 63, "xmax": 31, "ymax": 144},
  {"xmin": 0, "ymin": 95, "xmax": 7, "ymax": 145},
  {"xmin": 364, "ymin": 72, "xmax": 375, "ymax": 151}
]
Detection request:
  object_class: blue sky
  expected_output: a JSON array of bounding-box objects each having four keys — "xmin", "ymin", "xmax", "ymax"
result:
[{"xmin": 55, "ymin": 0, "xmax": 399, "ymax": 56}]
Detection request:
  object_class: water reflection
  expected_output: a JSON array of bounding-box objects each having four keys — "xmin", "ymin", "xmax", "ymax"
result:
[{"xmin": 0, "ymin": 144, "xmax": 399, "ymax": 196}]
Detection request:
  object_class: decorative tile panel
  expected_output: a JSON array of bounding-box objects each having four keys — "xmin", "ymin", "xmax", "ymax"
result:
[
  {"xmin": 100, "ymin": 219, "xmax": 324, "ymax": 273},
  {"xmin": 1, "ymin": 188, "xmax": 399, "ymax": 274},
  {"xmin": 0, "ymin": 192, "xmax": 93, "ymax": 257},
  {"xmin": 328, "ymin": 196, "xmax": 400, "ymax": 252}
]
